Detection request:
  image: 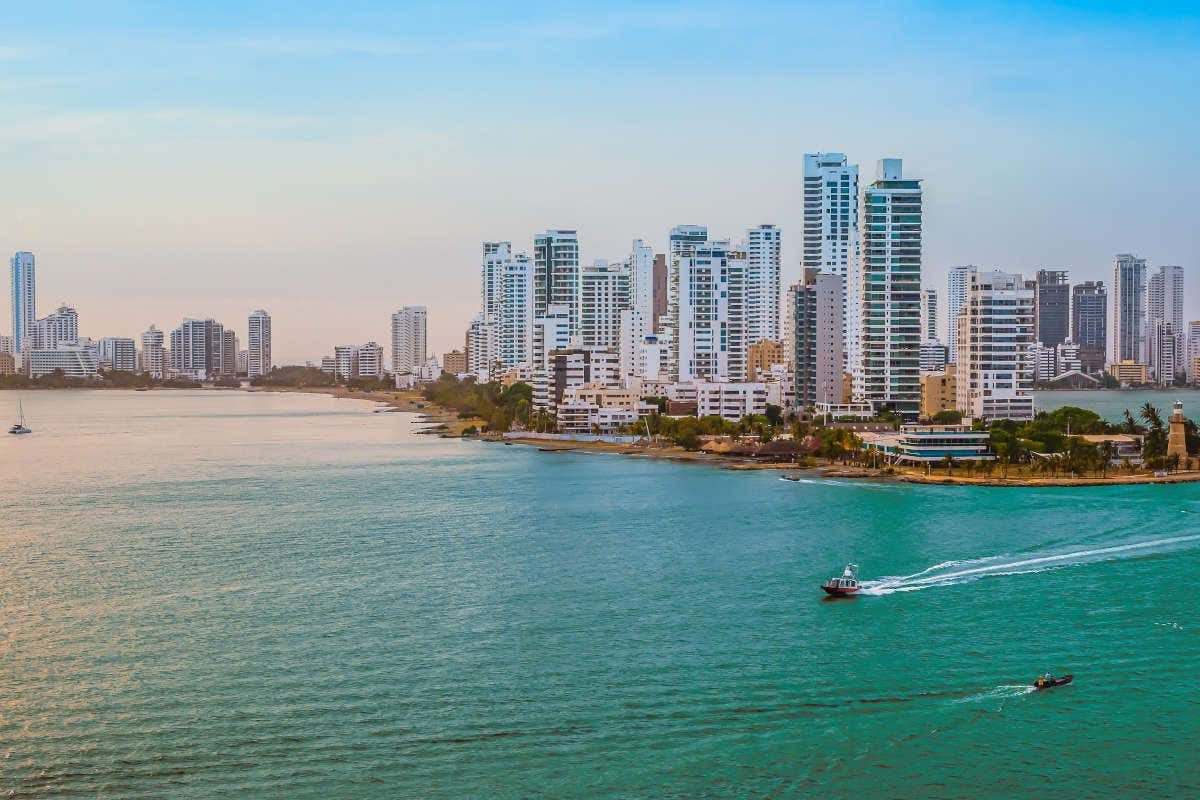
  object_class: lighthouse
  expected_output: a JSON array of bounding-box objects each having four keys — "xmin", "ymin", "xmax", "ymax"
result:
[{"xmin": 1167, "ymin": 400, "xmax": 1188, "ymax": 463}]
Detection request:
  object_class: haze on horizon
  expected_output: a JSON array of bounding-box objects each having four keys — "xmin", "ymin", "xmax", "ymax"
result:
[{"xmin": 2, "ymin": 1, "xmax": 1197, "ymax": 363}]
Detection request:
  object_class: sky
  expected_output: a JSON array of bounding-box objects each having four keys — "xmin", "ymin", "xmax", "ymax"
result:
[{"xmin": 2, "ymin": 0, "xmax": 1198, "ymax": 363}]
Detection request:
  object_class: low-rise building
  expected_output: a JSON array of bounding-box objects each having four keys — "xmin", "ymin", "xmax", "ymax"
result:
[
  {"xmin": 561, "ymin": 383, "xmax": 656, "ymax": 415},
  {"xmin": 919, "ymin": 339, "xmax": 948, "ymax": 373},
  {"xmin": 694, "ymin": 382, "xmax": 768, "ymax": 421},
  {"xmin": 748, "ymin": 339, "xmax": 787, "ymax": 381},
  {"xmin": 443, "ymin": 349, "xmax": 467, "ymax": 375},
  {"xmin": 861, "ymin": 423, "xmax": 993, "ymax": 464},
  {"xmin": 0, "ymin": 351, "xmax": 15, "ymax": 375},
  {"xmin": 556, "ymin": 402, "xmax": 643, "ymax": 434},
  {"xmin": 1078, "ymin": 434, "xmax": 1143, "ymax": 465},
  {"xmin": 1108, "ymin": 360, "xmax": 1149, "ymax": 385},
  {"xmin": 920, "ymin": 365, "xmax": 957, "ymax": 419},
  {"xmin": 28, "ymin": 346, "xmax": 99, "ymax": 378}
]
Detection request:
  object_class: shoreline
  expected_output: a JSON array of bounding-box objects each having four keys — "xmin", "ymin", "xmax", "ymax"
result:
[
  {"xmin": 494, "ymin": 435, "xmax": 1200, "ymax": 486},
  {"xmin": 246, "ymin": 385, "xmax": 485, "ymax": 435}
]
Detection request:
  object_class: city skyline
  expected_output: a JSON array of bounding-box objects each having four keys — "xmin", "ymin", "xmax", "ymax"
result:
[{"xmin": 1, "ymin": 2, "xmax": 1197, "ymax": 361}]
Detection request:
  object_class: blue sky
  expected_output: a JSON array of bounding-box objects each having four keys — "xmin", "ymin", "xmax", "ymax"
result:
[{"xmin": 2, "ymin": 1, "xmax": 1198, "ymax": 360}]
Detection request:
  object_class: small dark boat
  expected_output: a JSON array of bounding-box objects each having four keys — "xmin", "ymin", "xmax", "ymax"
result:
[
  {"xmin": 821, "ymin": 563, "xmax": 860, "ymax": 596},
  {"xmin": 1033, "ymin": 674, "xmax": 1073, "ymax": 691},
  {"xmin": 780, "ymin": 473, "xmax": 801, "ymax": 482}
]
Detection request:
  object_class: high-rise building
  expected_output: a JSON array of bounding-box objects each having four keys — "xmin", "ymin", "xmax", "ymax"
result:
[
  {"xmin": 465, "ymin": 313, "xmax": 495, "ymax": 379},
  {"xmin": 98, "ymin": 337, "xmax": 137, "ymax": 371},
  {"xmin": 652, "ymin": 253, "xmax": 667, "ymax": 331},
  {"xmin": 1147, "ymin": 264, "xmax": 1185, "ymax": 381},
  {"xmin": 946, "ymin": 266, "xmax": 973, "ymax": 364},
  {"xmin": 32, "ymin": 305, "xmax": 79, "ymax": 349},
  {"xmin": 533, "ymin": 230, "xmax": 580, "ymax": 334},
  {"xmin": 391, "ymin": 306, "xmax": 428, "ymax": 374},
  {"xmin": 247, "ymin": 309, "xmax": 272, "ymax": 379},
  {"xmin": 1110, "ymin": 254, "xmax": 1147, "ymax": 366},
  {"xmin": 170, "ymin": 319, "xmax": 218, "ymax": 379},
  {"xmin": 671, "ymin": 238, "xmax": 741, "ymax": 382},
  {"xmin": 481, "ymin": 242, "xmax": 510, "ymax": 322},
  {"xmin": 1034, "ymin": 270, "xmax": 1070, "ymax": 348},
  {"xmin": 1187, "ymin": 321, "xmax": 1200, "ymax": 384},
  {"xmin": 356, "ymin": 342, "xmax": 384, "ymax": 379},
  {"xmin": 801, "ymin": 154, "xmax": 859, "ymax": 369},
  {"xmin": 920, "ymin": 288, "xmax": 938, "ymax": 342},
  {"xmin": 10, "ymin": 252, "xmax": 35, "ymax": 354},
  {"xmin": 744, "ymin": 224, "xmax": 782, "ymax": 345},
  {"xmin": 498, "ymin": 255, "xmax": 534, "ymax": 370},
  {"xmin": 0, "ymin": 334, "xmax": 13, "ymax": 355},
  {"xmin": 956, "ymin": 270, "xmax": 1036, "ymax": 421},
  {"xmin": 857, "ymin": 159, "xmax": 923, "ymax": 419},
  {"xmin": 578, "ymin": 259, "xmax": 630, "ymax": 350},
  {"xmin": 1071, "ymin": 281, "xmax": 1107, "ymax": 373},
  {"xmin": 1151, "ymin": 321, "xmax": 1179, "ymax": 386},
  {"xmin": 662, "ymin": 225, "xmax": 710, "ymax": 380},
  {"xmin": 532, "ymin": 304, "xmax": 572, "ymax": 372},
  {"xmin": 789, "ymin": 269, "xmax": 844, "ymax": 409},
  {"xmin": 140, "ymin": 325, "xmax": 164, "ymax": 378},
  {"xmin": 618, "ymin": 240, "xmax": 656, "ymax": 379},
  {"xmin": 920, "ymin": 340, "xmax": 948, "ymax": 373},
  {"xmin": 221, "ymin": 330, "xmax": 238, "ymax": 376},
  {"xmin": 333, "ymin": 345, "xmax": 356, "ymax": 380}
]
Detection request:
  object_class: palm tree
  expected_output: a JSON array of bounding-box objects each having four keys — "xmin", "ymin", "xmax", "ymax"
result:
[
  {"xmin": 1141, "ymin": 403, "xmax": 1163, "ymax": 431},
  {"xmin": 1123, "ymin": 409, "xmax": 1142, "ymax": 435},
  {"xmin": 1099, "ymin": 441, "xmax": 1115, "ymax": 478}
]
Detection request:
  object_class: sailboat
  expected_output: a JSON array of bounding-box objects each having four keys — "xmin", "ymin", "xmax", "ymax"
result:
[{"xmin": 8, "ymin": 400, "xmax": 32, "ymax": 435}]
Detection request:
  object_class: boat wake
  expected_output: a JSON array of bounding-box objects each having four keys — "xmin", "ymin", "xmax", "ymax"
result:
[{"xmin": 859, "ymin": 534, "xmax": 1200, "ymax": 595}]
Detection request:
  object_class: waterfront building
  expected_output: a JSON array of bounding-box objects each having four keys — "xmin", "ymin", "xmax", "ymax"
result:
[
  {"xmin": 1188, "ymin": 321, "xmax": 1200, "ymax": 383},
  {"xmin": 140, "ymin": 325, "xmax": 164, "ymax": 379},
  {"xmin": 10, "ymin": 252, "xmax": 36, "ymax": 354},
  {"xmin": 533, "ymin": 230, "xmax": 580, "ymax": 334},
  {"xmin": 860, "ymin": 424, "xmax": 993, "ymax": 464},
  {"xmin": 919, "ymin": 365, "xmax": 956, "ymax": 420},
  {"xmin": 919, "ymin": 340, "xmax": 948, "ymax": 373},
  {"xmin": 555, "ymin": 403, "xmax": 641, "ymax": 434},
  {"xmin": 333, "ymin": 345, "xmax": 356, "ymax": 380},
  {"xmin": 320, "ymin": 355, "xmax": 336, "ymax": 374},
  {"xmin": 535, "ymin": 347, "xmax": 620, "ymax": 410},
  {"xmin": 747, "ymin": 339, "xmax": 787, "ymax": 381},
  {"xmin": 579, "ymin": 259, "xmax": 630, "ymax": 350},
  {"xmin": 920, "ymin": 288, "xmax": 938, "ymax": 342},
  {"xmin": 391, "ymin": 306, "xmax": 427, "ymax": 374},
  {"xmin": 1110, "ymin": 254, "xmax": 1147, "ymax": 366},
  {"xmin": 1151, "ymin": 321, "xmax": 1179, "ymax": 387},
  {"xmin": 637, "ymin": 334, "xmax": 669, "ymax": 383},
  {"xmin": 98, "ymin": 337, "xmax": 137, "ymax": 371},
  {"xmin": 497, "ymin": 254, "xmax": 534, "ymax": 370},
  {"xmin": 1147, "ymin": 265, "xmax": 1185, "ymax": 381},
  {"xmin": 443, "ymin": 349, "xmax": 467, "ymax": 375},
  {"xmin": 355, "ymin": 342, "xmax": 384, "ymax": 379},
  {"xmin": 1107, "ymin": 360, "xmax": 1148, "ymax": 385},
  {"xmin": 221, "ymin": 330, "xmax": 237, "ymax": 376},
  {"xmin": 466, "ymin": 312, "xmax": 496, "ymax": 380},
  {"xmin": 789, "ymin": 269, "xmax": 844, "ymax": 409},
  {"xmin": 32, "ymin": 305, "xmax": 79, "ymax": 349},
  {"xmin": 1071, "ymin": 281, "xmax": 1107, "ymax": 373},
  {"xmin": 744, "ymin": 224, "xmax": 782, "ymax": 345},
  {"xmin": 27, "ymin": 346, "xmax": 99, "ymax": 378},
  {"xmin": 956, "ymin": 269, "xmax": 1036, "ymax": 421},
  {"xmin": 945, "ymin": 266, "xmax": 973, "ymax": 364},
  {"xmin": 1056, "ymin": 339, "xmax": 1083, "ymax": 375},
  {"xmin": 170, "ymin": 319, "xmax": 218, "ymax": 380},
  {"xmin": 0, "ymin": 351, "xmax": 14, "ymax": 375},
  {"xmin": 247, "ymin": 309, "xmax": 272, "ymax": 379},
  {"xmin": 693, "ymin": 382, "xmax": 768, "ymax": 421},
  {"xmin": 670, "ymin": 237, "xmax": 742, "ymax": 382},
  {"xmin": 857, "ymin": 159, "xmax": 923, "ymax": 419},
  {"xmin": 0, "ymin": 334, "xmax": 11, "ymax": 355},
  {"xmin": 237, "ymin": 350, "xmax": 248, "ymax": 375},
  {"xmin": 1030, "ymin": 341, "xmax": 1058, "ymax": 383},
  {"xmin": 481, "ymin": 241, "xmax": 510, "ymax": 322},
  {"xmin": 801, "ymin": 154, "xmax": 859, "ymax": 366}
]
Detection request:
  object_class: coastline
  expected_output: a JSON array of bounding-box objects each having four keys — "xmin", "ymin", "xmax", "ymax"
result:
[{"xmin": 246, "ymin": 385, "xmax": 485, "ymax": 435}]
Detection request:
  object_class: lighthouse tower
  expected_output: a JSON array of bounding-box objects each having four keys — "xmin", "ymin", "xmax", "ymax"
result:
[{"xmin": 1167, "ymin": 400, "xmax": 1188, "ymax": 463}]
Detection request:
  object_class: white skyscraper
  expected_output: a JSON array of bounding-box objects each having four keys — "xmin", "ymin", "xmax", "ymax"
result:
[
  {"xmin": 141, "ymin": 325, "xmax": 164, "ymax": 378},
  {"xmin": 481, "ymin": 241, "xmax": 510, "ymax": 321},
  {"xmin": 391, "ymin": 306, "xmax": 428, "ymax": 374},
  {"xmin": 578, "ymin": 259, "xmax": 631, "ymax": 350},
  {"xmin": 619, "ymin": 239, "xmax": 656, "ymax": 378},
  {"xmin": 801, "ymin": 154, "xmax": 859, "ymax": 369},
  {"xmin": 533, "ymin": 304, "xmax": 572, "ymax": 371},
  {"xmin": 956, "ymin": 269, "xmax": 1036, "ymax": 421},
  {"xmin": 920, "ymin": 288, "xmax": 939, "ymax": 342},
  {"xmin": 856, "ymin": 159, "xmax": 923, "ymax": 419},
  {"xmin": 946, "ymin": 266, "xmax": 973, "ymax": 365},
  {"xmin": 662, "ymin": 225, "xmax": 709, "ymax": 380},
  {"xmin": 32, "ymin": 305, "xmax": 79, "ymax": 349},
  {"xmin": 1110, "ymin": 254, "xmax": 1147, "ymax": 366},
  {"xmin": 10, "ymin": 252, "xmax": 36, "ymax": 355},
  {"xmin": 744, "ymin": 224, "xmax": 782, "ymax": 345},
  {"xmin": 247, "ymin": 309, "xmax": 272, "ymax": 379},
  {"xmin": 672, "ymin": 238, "xmax": 739, "ymax": 382},
  {"xmin": 1147, "ymin": 264, "xmax": 1184, "ymax": 380},
  {"xmin": 1187, "ymin": 321, "xmax": 1200, "ymax": 383},
  {"xmin": 533, "ymin": 230, "xmax": 580, "ymax": 335},
  {"xmin": 498, "ymin": 254, "xmax": 534, "ymax": 370}
]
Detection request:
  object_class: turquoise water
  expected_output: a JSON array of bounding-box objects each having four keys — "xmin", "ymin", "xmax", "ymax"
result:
[
  {"xmin": 1, "ymin": 390, "xmax": 1197, "ymax": 798},
  {"xmin": 1036, "ymin": 389, "xmax": 1200, "ymax": 422}
]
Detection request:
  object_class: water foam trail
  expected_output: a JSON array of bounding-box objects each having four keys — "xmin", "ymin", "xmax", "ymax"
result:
[{"xmin": 860, "ymin": 534, "xmax": 1200, "ymax": 595}]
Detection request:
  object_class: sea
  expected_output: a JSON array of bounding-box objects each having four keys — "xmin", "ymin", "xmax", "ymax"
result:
[{"xmin": 1, "ymin": 389, "xmax": 1196, "ymax": 798}]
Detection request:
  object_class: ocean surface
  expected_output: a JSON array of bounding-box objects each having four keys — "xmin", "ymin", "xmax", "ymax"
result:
[
  {"xmin": 1036, "ymin": 388, "xmax": 1200, "ymax": 422},
  {"xmin": 1, "ymin": 389, "xmax": 1197, "ymax": 799}
]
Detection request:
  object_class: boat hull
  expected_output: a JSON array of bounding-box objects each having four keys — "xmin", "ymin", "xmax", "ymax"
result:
[
  {"xmin": 1033, "ymin": 674, "xmax": 1073, "ymax": 690},
  {"xmin": 821, "ymin": 585, "xmax": 859, "ymax": 596}
]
